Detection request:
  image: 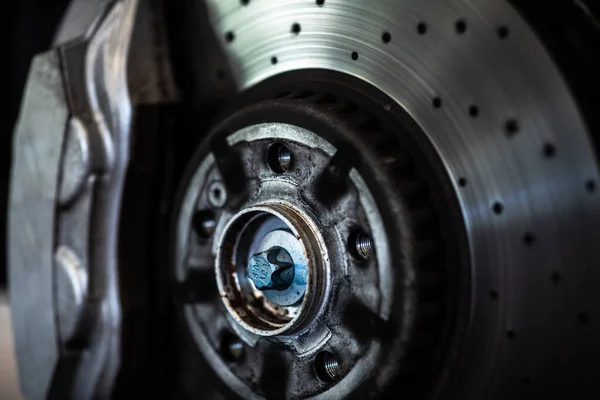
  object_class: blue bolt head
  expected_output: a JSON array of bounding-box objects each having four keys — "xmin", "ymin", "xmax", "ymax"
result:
[
  {"xmin": 247, "ymin": 247, "xmax": 294, "ymax": 291},
  {"xmin": 247, "ymin": 254, "xmax": 273, "ymax": 289}
]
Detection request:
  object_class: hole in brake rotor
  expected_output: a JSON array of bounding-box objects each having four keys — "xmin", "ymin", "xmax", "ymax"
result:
[
  {"xmin": 497, "ymin": 25, "xmax": 510, "ymax": 39},
  {"xmin": 492, "ymin": 202, "xmax": 503, "ymax": 215},
  {"xmin": 543, "ymin": 142, "xmax": 557, "ymax": 158},
  {"xmin": 505, "ymin": 119, "xmax": 519, "ymax": 137},
  {"xmin": 455, "ymin": 19, "xmax": 467, "ymax": 35},
  {"xmin": 468, "ymin": 105, "xmax": 480, "ymax": 118},
  {"xmin": 586, "ymin": 179, "xmax": 596, "ymax": 193},
  {"xmin": 522, "ymin": 232, "xmax": 535, "ymax": 246},
  {"xmin": 291, "ymin": 22, "xmax": 301, "ymax": 35}
]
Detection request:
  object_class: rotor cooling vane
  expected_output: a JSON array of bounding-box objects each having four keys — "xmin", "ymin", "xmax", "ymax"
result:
[{"xmin": 171, "ymin": 0, "xmax": 600, "ymax": 399}]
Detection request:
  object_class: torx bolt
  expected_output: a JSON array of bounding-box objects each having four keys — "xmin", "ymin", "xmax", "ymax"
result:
[{"xmin": 247, "ymin": 247, "xmax": 295, "ymax": 291}]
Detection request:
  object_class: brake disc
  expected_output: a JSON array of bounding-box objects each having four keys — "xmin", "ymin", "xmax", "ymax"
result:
[{"xmin": 8, "ymin": 0, "xmax": 600, "ymax": 399}]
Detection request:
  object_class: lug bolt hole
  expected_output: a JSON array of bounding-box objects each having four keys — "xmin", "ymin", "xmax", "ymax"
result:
[
  {"xmin": 221, "ymin": 334, "xmax": 244, "ymax": 362},
  {"xmin": 315, "ymin": 351, "xmax": 341, "ymax": 382},
  {"xmin": 268, "ymin": 143, "xmax": 293, "ymax": 173},
  {"xmin": 193, "ymin": 210, "xmax": 217, "ymax": 238},
  {"xmin": 349, "ymin": 230, "xmax": 375, "ymax": 260}
]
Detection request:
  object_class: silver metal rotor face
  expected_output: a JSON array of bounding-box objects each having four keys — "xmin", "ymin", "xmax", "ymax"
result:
[
  {"xmin": 174, "ymin": 123, "xmax": 391, "ymax": 399},
  {"xmin": 199, "ymin": 0, "xmax": 600, "ymax": 399}
]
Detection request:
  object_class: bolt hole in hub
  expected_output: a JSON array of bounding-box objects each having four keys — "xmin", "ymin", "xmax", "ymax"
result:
[
  {"xmin": 315, "ymin": 351, "xmax": 341, "ymax": 382},
  {"xmin": 221, "ymin": 333, "xmax": 245, "ymax": 362},
  {"xmin": 192, "ymin": 210, "xmax": 217, "ymax": 239},
  {"xmin": 348, "ymin": 229, "xmax": 375, "ymax": 260},
  {"xmin": 267, "ymin": 142, "xmax": 293, "ymax": 173}
]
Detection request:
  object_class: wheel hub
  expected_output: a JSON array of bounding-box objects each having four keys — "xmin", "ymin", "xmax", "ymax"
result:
[{"xmin": 173, "ymin": 76, "xmax": 464, "ymax": 398}]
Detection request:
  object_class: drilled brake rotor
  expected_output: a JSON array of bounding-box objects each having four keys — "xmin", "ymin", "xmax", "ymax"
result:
[
  {"xmin": 7, "ymin": 0, "xmax": 600, "ymax": 399},
  {"xmin": 169, "ymin": 0, "xmax": 600, "ymax": 399}
]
